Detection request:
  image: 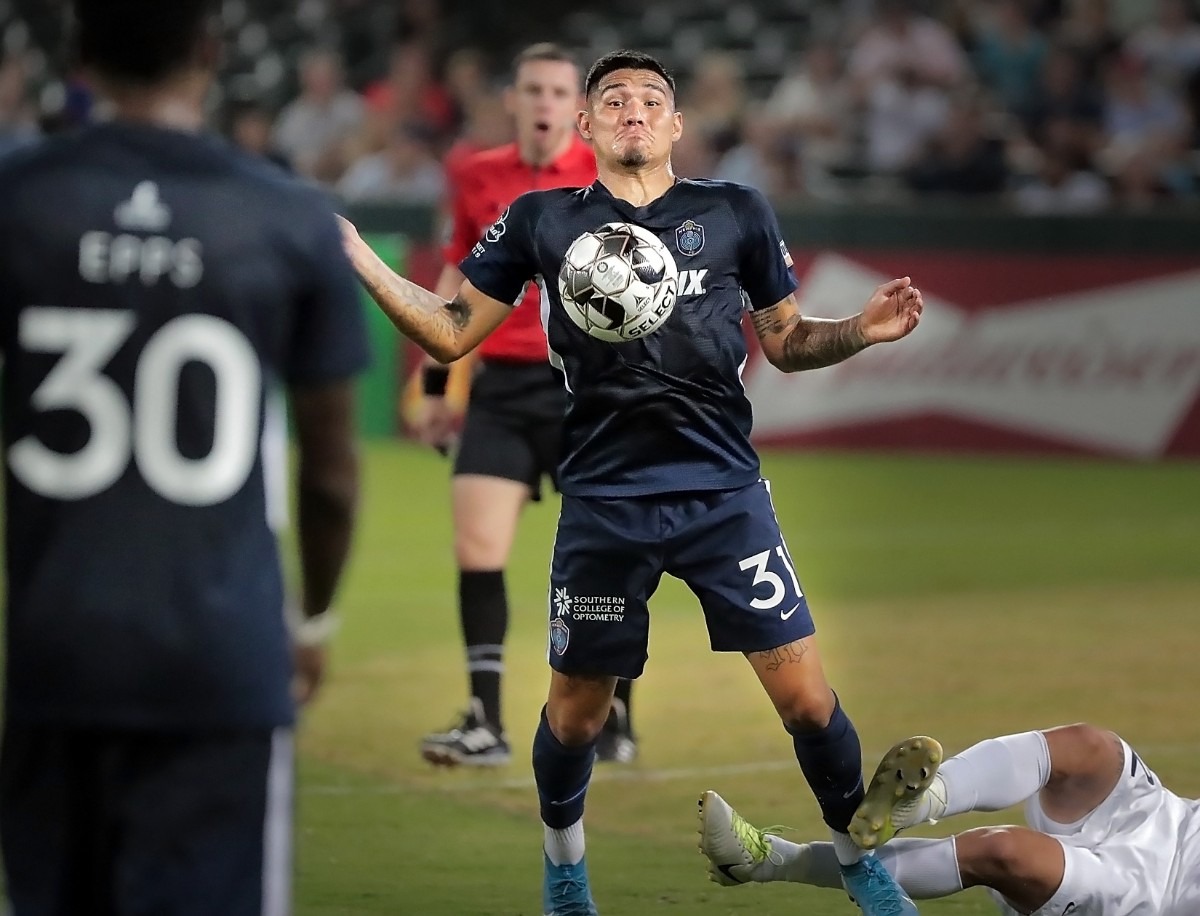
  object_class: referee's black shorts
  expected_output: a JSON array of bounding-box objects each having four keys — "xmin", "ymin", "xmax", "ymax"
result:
[
  {"xmin": 453, "ymin": 359, "xmax": 566, "ymax": 501},
  {"xmin": 0, "ymin": 722, "xmax": 293, "ymax": 916}
]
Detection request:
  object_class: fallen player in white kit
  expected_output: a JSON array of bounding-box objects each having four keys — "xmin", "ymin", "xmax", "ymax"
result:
[{"xmin": 699, "ymin": 723, "xmax": 1200, "ymax": 915}]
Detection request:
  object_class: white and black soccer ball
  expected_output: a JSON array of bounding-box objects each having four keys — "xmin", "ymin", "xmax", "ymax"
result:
[{"xmin": 557, "ymin": 222, "xmax": 678, "ymax": 343}]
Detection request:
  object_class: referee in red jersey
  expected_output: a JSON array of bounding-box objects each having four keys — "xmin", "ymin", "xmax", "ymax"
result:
[{"xmin": 414, "ymin": 44, "xmax": 636, "ymax": 767}]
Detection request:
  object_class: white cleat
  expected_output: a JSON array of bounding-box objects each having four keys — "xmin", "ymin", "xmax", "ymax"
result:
[{"xmin": 697, "ymin": 790, "xmax": 779, "ymax": 887}]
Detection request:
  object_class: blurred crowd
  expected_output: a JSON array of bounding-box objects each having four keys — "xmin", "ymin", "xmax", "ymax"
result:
[{"xmin": 3, "ymin": 0, "xmax": 1200, "ymax": 212}]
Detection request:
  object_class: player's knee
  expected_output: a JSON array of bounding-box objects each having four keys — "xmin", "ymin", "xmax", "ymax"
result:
[
  {"xmin": 959, "ymin": 827, "xmax": 1026, "ymax": 883},
  {"xmin": 1044, "ymin": 723, "xmax": 1116, "ymax": 785},
  {"xmin": 776, "ymin": 689, "xmax": 837, "ymax": 732},
  {"xmin": 454, "ymin": 525, "xmax": 508, "ymax": 569},
  {"xmin": 545, "ymin": 704, "xmax": 608, "ymax": 747}
]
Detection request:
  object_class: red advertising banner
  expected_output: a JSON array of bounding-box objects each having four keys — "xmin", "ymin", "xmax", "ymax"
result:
[
  {"xmin": 749, "ymin": 251, "xmax": 1200, "ymax": 459},
  {"xmin": 399, "ymin": 242, "xmax": 1200, "ymax": 459}
]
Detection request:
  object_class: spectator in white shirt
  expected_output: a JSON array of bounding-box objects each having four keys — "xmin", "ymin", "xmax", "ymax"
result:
[
  {"xmin": 273, "ymin": 48, "xmax": 364, "ymax": 182},
  {"xmin": 337, "ymin": 122, "xmax": 445, "ymax": 203}
]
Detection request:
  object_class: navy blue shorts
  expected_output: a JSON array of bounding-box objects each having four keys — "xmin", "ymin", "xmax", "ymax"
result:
[
  {"xmin": 0, "ymin": 723, "xmax": 294, "ymax": 916},
  {"xmin": 547, "ymin": 479, "xmax": 815, "ymax": 679}
]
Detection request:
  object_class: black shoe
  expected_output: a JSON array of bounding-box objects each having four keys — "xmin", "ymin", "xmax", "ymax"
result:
[
  {"xmin": 420, "ymin": 698, "xmax": 511, "ymax": 767},
  {"xmin": 595, "ymin": 697, "xmax": 637, "ymax": 764}
]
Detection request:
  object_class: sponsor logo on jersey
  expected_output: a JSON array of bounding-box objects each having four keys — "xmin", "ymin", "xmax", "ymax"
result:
[
  {"xmin": 553, "ymin": 586, "xmax": 572, "ymax": 617},
  {"xmin": 675, "ymin": 219, "xmax": 704, "ymax": 256},
  {"xmin": 484, "ymin": 206, "xmax": 509, "ymax": 243},
  {"xmin": 115, "ymin": 181, "xmax": 171, "ymax": 232},
  {"xmin": 679, "ymin": 268, "xmax": 708, "ymax": 296},
  {"xmin": 552, "ymin": 587, "xmax": 626, "ymax": 622}
]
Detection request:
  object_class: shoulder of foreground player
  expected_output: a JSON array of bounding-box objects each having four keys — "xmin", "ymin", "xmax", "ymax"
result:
[{"xmin": 674, "ymin": 176, "xmax": 772, "ymax": 206}]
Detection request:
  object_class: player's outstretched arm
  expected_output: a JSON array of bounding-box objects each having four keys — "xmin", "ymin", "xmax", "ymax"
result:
[
  {"xmin": 338, "ymin": 216, "xmax": 511, "ymax": 364},
  {"xmin": 751, "ymin": 278, "xmax": 923, "ymax": 372}
]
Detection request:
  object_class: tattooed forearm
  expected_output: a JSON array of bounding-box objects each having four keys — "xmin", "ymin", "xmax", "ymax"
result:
[
  {"xmin": 354, "ymin": 252, "xmax": 467, "ymax": 363},
  {"xmin": 750, "ymin": 307, "xmax": 801, "ymax": 338},
  {"xmin": 755, "ymin": 639, "xmax": 809, "ymax": 672},
  {"xmin": 779, "ymin": 315, "xmax": 870, "ymax": 372}
]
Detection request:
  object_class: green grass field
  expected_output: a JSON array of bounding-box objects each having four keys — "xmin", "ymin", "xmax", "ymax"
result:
[{"xmin": 295, "ymin": 443, "xmax": 1200, "ymax": 915}]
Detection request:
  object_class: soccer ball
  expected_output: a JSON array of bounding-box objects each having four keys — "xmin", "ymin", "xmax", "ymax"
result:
[{"xmin": 557, "ymin": 222, "xmax": 678, "ymax": 343}]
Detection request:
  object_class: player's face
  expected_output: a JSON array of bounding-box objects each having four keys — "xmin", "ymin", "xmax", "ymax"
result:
[
  {"xmin": 507, "ymin": 60, "xmax": 581, "ymax": 158},
  {"xmin": 579, "ymin": 68, "xmax": 682, "ymax": 171}
]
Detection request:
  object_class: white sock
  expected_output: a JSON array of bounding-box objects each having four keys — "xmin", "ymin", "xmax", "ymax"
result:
[
  {"xmin": 939, "ymin": 731, "xmax": 1051, "ymax": 819},
  {"xmin": 753, "ymin": 837, "xmax": 964, "ymax": 899},
  {"xmin": 876, "ymin": 837, "xmax": 963, "ymax": 898},
  {"xmin": 544, "ymin": 819, "xmax": 585, "ymax": 866},
  {"xmin": 830, "ymin": 829, "xmax": 863, "ymax": 866}
]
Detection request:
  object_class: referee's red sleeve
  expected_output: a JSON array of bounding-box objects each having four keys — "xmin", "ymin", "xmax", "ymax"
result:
[{"xmin": 440, "ymin": 162, "xmax": 477, "ymax": 267}]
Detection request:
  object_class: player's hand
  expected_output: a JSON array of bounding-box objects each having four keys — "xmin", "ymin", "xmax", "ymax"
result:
[
  {"xmin": 335, "ymin": 214, "xmax": 368, "ymax": 261},
  {"xmin": 860, "ymin": 277, "xmax": 923, "ymax": 344},
  {"xmin": 407, "ymin": 392, "xmax": 461, "ymax": 454},
  {"xmin": 292, "ymin": 643, "xmax": 327, "ymax": 707}
]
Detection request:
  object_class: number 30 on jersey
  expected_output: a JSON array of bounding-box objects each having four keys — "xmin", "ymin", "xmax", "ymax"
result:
[{"xmin": 9, "ymin": 307, "xmax": 261, "ymax": 506}]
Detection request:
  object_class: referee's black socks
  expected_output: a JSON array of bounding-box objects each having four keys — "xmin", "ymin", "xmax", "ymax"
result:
[{"xmin": 460, "ymin": 569, "xmax": 508, "ymax": 731}]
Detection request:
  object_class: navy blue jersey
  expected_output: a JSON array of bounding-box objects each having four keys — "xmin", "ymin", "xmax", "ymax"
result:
[
  {"xmin": 459, "ymin": 178, "xmax": 797, "ymax": 497},
  {"xmin": 0, "ymin": 123, "xmax": 369, "ymax": 729}
]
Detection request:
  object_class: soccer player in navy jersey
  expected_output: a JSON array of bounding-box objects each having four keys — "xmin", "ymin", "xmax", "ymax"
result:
[
  {"xmin": 0, "ymin": 1, "xmax": 368, "ymax": 913},
  {"xmin": 341, "ymin": 49, "xmax": 923, "ymax": 916},
  {"xmin": 414, "ymin": 43, "xmax": 637, "ymax": 769}
]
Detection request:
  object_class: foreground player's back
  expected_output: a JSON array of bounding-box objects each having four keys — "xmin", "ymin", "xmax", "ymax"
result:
[{"xmin": 0, "ymin": 123, "xmax": 365, "ymax": 730}]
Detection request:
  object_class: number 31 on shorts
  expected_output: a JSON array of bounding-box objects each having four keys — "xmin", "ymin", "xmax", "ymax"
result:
[{"xmin": 738, "ymin": 544, "xmax": 803, "ymax": 612}]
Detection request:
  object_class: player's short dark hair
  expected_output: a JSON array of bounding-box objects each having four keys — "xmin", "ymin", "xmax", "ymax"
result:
[
  {"xmin": 512, "ymin": 42, "xmax": 578, "ymax": 78},
  {"xmin": 584, "ymin": 50, "xmax": 675, "ymax": 98},
  {"xmin": 73, "ymin": 0, "xmax": 217, "ymax": 85}
]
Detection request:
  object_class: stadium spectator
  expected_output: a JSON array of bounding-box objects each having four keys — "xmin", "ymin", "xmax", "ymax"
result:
[
  {"xmin": 679, "ymin": 51, "xmax": 748, "ymax": 157},
  {"xmin": 904, "ymin": 95, "xmax": 1009, "ymax": 195},
  {"xmin": 361, "ymin": 40, "xmax": 456, "ymax": 145},
  {"xmin": 443, "ymin": 47, "xmax": 492, "ymax": 130},
  {"xmin": 713, "ymin": 109, "xmax": 790, "ymax": 195},
  {"xmin": 0, "ymin": 0, "xmax": 368, "ymax": 910},
  {"xmin": 442, "ymin": 89, "xmax": 515, "ymax": 176},
  {"xmin": 1056, "ymin": 0, "xmax": 1123, "ymax": 82},
  {"xmin": 1103, "ymin": 51, "xmax": 1190, "ymax": 147},
  {"xmin": 973, "ymin": 0, "xmax": 1049, "ymax": 117},
  {"xmin": 1021, "ymin": 46, "xmax": 1105, "ymax": 156},
  {"xmin": 1126, "ymin": 0, "xmax": 1200, "ymax": 89},
  {"xmin": 763, "ymin": 41, "xmax": 855, "ymax": 194},
  {"xmin": 850, "ymin": 0, "xmax": 966, "ymax": 173},
  {"xmin": 848, "ymin": 0, "xmax": 968, "ymax": 93},
  {"xmin": 337, "ymin": 121, "xmax": 445, "ymax": 203},
  {"xmin": 702, "ymin": 723, "xmax": 1200, "ymax": 916},
  {"xmin": 273, "ymin": 47, "xmax": 364, "ymax": 181},
  {"xmin": 1013, "ymin": 146, "xmax": 1112, "ymax": 212},
  {"xmin": 0, "ymin": 53, "xmax": 39, "ymax": 158},
  {"xmin": 227, "ymin": 99, "xmax": 291, "ymax": 171}
]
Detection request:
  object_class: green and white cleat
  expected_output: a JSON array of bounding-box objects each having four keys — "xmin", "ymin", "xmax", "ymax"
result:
[
  {"xmin": 850, "ymin": 735, "xmax": 944, "ymax": 850},
  {"xmin": 697, "ymin": 790, "xmax": 779, "ymax": 886}
]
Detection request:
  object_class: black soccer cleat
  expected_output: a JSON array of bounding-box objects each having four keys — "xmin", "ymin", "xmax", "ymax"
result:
[{"xmin": 419, "ymin": 698, "xmax": 511, "ymax": 767}]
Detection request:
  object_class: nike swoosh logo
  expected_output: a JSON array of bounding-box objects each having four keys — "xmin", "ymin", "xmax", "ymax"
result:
[
  {"xmin": 716, "ymin": 863, "xmax": 746, "ymax": 884},
  {"xmin": 781, "ymin": 603, "xmax": 800, "ymax": 620},
  {"xmin": 548, "ymin": 784, "xmax": 589, "ymax": 807}
]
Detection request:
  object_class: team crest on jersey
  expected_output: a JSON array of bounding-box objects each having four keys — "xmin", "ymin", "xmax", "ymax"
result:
[
  {"xmin": 549, "ymin": 618, "xmax": 570, "ymax": 655},
  {"xmin": 675, "ymin": 220, "xmax": 704, "ymax": 256}
]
